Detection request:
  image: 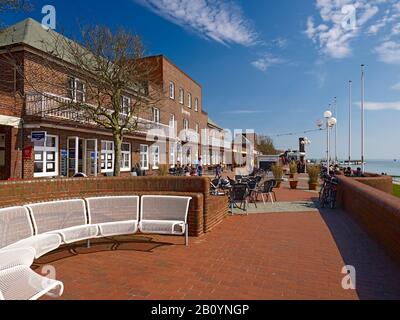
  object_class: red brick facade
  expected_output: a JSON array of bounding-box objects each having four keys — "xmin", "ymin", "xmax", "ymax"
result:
[{"xmin": 0, "ymin": 43, "xmax": 210, "ymax": 180}]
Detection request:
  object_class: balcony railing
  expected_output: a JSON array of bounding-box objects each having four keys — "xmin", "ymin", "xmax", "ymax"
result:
[
  {"xmin": 25, "ymin": 92, "xmax": 172, "ymax": 137},
  {"xmin": 207, "ymin": 136, "xmax": 232, "ymax": 150}
]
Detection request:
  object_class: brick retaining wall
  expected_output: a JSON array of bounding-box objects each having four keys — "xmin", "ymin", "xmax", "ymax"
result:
[
  {"xmin": 0, "ymin": 177, "xmax": 228, "ymax": 237},
  {"xmin": 337, "ymin": 176, "xmax": 400, "ymax": 264},
  {"xmin": 354, "ymin": 175, "xmax": 393, "ymax": 194}
]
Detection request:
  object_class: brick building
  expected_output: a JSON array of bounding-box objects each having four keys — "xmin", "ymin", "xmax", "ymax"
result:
[
  {"xmin": 0, "ymin": 18, "xmax": 226, "ymax": 180},
  {"xmin": 205, "ymin": 118, "xmax": 232, "ymax": 166}
]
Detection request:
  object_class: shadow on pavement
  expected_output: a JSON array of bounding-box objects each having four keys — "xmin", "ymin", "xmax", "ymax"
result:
[{"xmin": 317, "ymin": 199, "xmax": 400, "ymax": 300}]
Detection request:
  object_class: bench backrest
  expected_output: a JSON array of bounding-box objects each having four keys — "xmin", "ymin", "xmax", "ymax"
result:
[
  {"xmin": 26, "ymin": 200, "xmax": 87, "ymax": 234},
  {"xmin": 140, "ymin": 196, "xmax": 192, "ymax": 222},
  {"xmin": 0, "ymin": 207, "xmax": 34, "ymax": 249},
  {"xmin": 85, "ymin": 196, "xmax": 139, "ymax": 224}
]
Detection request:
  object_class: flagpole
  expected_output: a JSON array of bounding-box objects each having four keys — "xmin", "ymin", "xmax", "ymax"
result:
[
  {"xmin": 348, "ymin": 80, "xmax": 352, "ymax": 166},
  {"xmin": 361, "ymin": 65, "xmax": 365, "ymax": 173},
  {"xmin": 334, "ymin": 96, "xmax": 338, "ymax": 164}
]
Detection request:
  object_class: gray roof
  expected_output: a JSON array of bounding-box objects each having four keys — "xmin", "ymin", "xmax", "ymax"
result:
[
  {"xmin": 208, "ymin": 118, "xmax": 223, "ymax": 130},
  {"xmin": 0, "ymin": 18, "xmax": 66, "ymax": 52}
]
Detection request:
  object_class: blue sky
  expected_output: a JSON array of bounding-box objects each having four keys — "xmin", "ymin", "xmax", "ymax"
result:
[{"xmin": 3, "ymin": 0, "xmax": 400, "ymax": 159}]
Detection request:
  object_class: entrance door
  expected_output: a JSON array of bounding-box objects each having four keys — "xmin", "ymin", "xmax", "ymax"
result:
[
  {"xmin": 84, "ymin": 139, "xmax": 97, "ymax": 177},
  {"xmin": 67, "ymin": 137, "xmax": 84, "ymax": 177},
  {"xmin": 0, "ymin": 131, "xmax": 8, "ymax": 180}
]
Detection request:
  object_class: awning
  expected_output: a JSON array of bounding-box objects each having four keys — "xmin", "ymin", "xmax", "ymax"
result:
[{"xmin": 0, "ymin": 115, "xmax": 22, "ymax": 128}]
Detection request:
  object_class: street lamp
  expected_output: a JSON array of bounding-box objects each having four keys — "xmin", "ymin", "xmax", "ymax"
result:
[
  {"xmin": 324, "ymin": 111, "xmax": 336, "ymax": 176},
  {"xmin": 301, "ymin": 137, "xmax": 311, "ymax": 173}
]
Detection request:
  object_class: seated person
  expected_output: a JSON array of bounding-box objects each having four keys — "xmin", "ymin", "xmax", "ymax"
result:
[
  {"xmin": 344, "ymin": 167, "xmax": 352, "ymax": 176},
  {"xmin": 354, "ymin": 167, "xmax": 363, "ymax": 177}
]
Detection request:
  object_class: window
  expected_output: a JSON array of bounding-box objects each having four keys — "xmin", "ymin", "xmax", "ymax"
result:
[
  {"xmin": 169, "ymin": 114, "xmax": 175, "ymax": 128},
  {"xmin": 140, "ymin": 144, "xmax": 149, "ymax": 170},
  {"xmin": 121, "ymin": 96, "xmax": 131, "ymax": 116},
  {"xmin": 169, "ymin": 142, "xmax": 176, "ymax": 167},
  {"xmin": 151, "ymin": 145, "xmax": 160, "ymax": 169},
  {"xmin": 101, "ymin": 141, "xmax": 114, "ymax": 173},
  {"xmin": 187, "ymin": 93, "xmax": 192, "ymax": 108},
  {"xmin": 183, "ymin": 119, "xmax": 189, "ymax": 130},
  {"xmin": 120, "ymin": 142, "xmax": 131, "ymax": 171},
  {"xmin": 179, "ymin": 88, "xmax": 184, "ymax": 104},
  {"xmin": 169, "ymin": 81, "xmax": 175, "ymax": 99},
  {"xmin": 0, "ymin": 134, "xmax": 5, "ymax": 167},
  {"xmin": 152, "ymin": 107, "xmax": 160, "ymax": 123},
  {"xmin": 195, "ymin": 98, "xmax": 199, "ymax": 112},
  {"xmin": 34, "ymin": 135, "xmax": 58, "ymax": 178},
  {"xmin": 195, "ymin": 123, "xmax": 199, "ymax": 134},
  {"xmin": 68, "ymin": 78, "xmax": 86, "ymax": 102}
]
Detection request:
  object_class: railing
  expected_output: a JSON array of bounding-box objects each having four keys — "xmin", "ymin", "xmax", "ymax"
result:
[
  {"xmin": 208, "ymin": 137, "xmax": 232, "ymax": 150},
  {"xmin": 25, "ymin": 92, "xmax": 172, "ymax": 137}
]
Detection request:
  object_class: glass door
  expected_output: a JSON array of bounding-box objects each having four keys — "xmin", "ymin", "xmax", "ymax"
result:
[
  {"xmin": 85, "ymin": 139, "xmax": 97, "ymax": 177},
  {"xmin": 0, "ymin": 132, "xmax": 8, "ymax": 180},
  {"xmin": 67, "ymin": 137, "xmax": 84, "ymax": 177}
]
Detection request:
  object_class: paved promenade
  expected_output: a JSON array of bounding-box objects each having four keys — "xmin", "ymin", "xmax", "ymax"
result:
[{"xmin": 36, "ymin": 179, "xmax": 400, "ymax": 300}]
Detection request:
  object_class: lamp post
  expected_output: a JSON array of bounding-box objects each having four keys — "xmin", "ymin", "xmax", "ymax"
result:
[
  {"xmin": 361, "ymin": 64, "xmax": 365, "ymax": 173},
  {"xmin": 324, "ymin": 111, "xmax": 337, "ymax": 176},
  {"xmin": 301, "ymin": 137, "xmax": 311, "ymax": 173},
  {"xmin": 333, "ymin": 97, "xmax": 338, "ymax": 164},
  {"xmin": 348, "ymin": 80, "xmax": 352, "ymax": 166}
]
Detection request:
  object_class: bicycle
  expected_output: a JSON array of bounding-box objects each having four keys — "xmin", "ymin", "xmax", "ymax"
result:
[{"xmin": 319, "ymin": 175, "xmax": 338, "ymax": 209}]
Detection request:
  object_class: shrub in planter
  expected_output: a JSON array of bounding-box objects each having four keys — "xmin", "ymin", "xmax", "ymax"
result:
[
  {"xmin": 158, "ymin": 164, "xmax": 169, "ymax": 177},
  {"xmin": 307, "ymin": 165, "xmax": 320, "ymax": 190},
  {"xmin": 289, "ymin": 161, "xmax": 297, "ymax": 178},
  {"xmin": 271, "ymin": 164, "xmax": 283, "ymax": 188},
  {"xmin": 289, "ymin": 179, "xmax": 299, "ymax": 189}
]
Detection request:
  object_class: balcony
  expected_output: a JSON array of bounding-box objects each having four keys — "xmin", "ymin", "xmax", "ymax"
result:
[
  {"xmin": 207, "ymin": 136, "xmax": 232, "ymax": 150},
  {"xmin": 25, "ymin": 92, "xmax": 173, "ymax": 138}
]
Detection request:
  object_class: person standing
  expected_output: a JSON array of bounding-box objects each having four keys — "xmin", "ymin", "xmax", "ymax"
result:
[{"xmin": 197, "ymin": 157, "xmax": 203, "ymax": 177}]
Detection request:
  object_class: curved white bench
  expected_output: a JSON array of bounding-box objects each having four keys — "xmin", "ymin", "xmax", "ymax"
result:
[
  {"xmin": 0, "ymin": 195, "xmax": 192, "ymax": 299},
  {"xmin": 26, "ymin": 200, "xmax": 98, "ymax": 244},
  {"xmin": 86, "ymin": 196, "xmax": 139, "ymax": 237},
  {"xmin": 0, "ymin": 247, "xmax": 63, "ymax": 300},
  {"xmin": 140, "ymin": 196, "xmax": 192, "ymax": 246},
  {"xmin": 0, "ymin": 207, "xmax": 62, "ymax": 259}
]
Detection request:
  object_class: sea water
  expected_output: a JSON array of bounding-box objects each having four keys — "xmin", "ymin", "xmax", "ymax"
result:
[{"xmin": 349, "ymin": 160, "xmax": 400, "ymax": 182}]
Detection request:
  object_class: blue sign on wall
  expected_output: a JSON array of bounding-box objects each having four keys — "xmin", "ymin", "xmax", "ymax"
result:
[{"xmin": 31, "ymin": 131, "xmax": 47, "ymax": 142}]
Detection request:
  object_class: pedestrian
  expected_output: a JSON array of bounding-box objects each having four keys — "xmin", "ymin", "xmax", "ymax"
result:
[{"xmin": 197, "ymin": 157, "xmax": 203, "ymax": 177}]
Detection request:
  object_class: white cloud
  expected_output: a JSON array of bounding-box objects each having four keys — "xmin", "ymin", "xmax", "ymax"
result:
[
  {"xmin": 135, "ymin": 0, "xmax": 257, "ymax": 46},
  {"xmin": 223, "ymin": 109, "xmax": 270, "ymax": 115},
  {"xmin": 305, "ymin": 0, "xmax": 388, "ymax": 59},
  {"xmin": 361, "ymin": 101, "xmax": 400, "ymax": 111},
  {"xmin": 251, "ymin": 54, "xmax": 284, "ymax": 72},
  {"xmin": 375, "ymin": 41, "xmax": 400, "ymax": 64},
  {"xmin": 272, "ymin": 37, "xmax": 288, "ymax": 49},
  {"xmin": 391, "ymin": 82, "xmax": 400, "ymax": 91}
]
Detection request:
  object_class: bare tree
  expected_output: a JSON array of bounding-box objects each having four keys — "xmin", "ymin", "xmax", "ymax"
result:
[
  {"xmin": 257, "ymin": 135, "xmax": 278, "ymax": 155},
  {"xmin": 7, "ymin": 24, "xmax": 163, "ymax": 176},
  {"xmin": 0, "ymin": 0, "xmax": 31, "ymax": 13}
]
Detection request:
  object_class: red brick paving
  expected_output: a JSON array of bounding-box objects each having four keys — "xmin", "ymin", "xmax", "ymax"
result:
[{"xmin": 34, "ymin": 183, "xmax": 400, "ymax": 300}]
